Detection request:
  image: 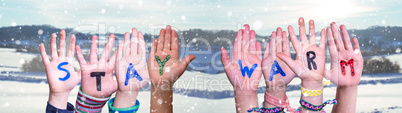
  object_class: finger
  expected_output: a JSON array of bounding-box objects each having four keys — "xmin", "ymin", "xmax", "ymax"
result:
[
  {"xmin": 255, "ymin": 41, "xmax": 262, "ymax": 60},
  {"xmin": 242, "ymin": 24, "xmax": 250, "ymax": 52},
  {"xmin": 277, "ymin": 53, "xmax": 302, "ymax": 75},
  {"xmin": 123, "ymin": 32, "xmax": 131, "ymax": 56},
  {"xmin": 171, "ymin": 29, "xmax": 179, "ymax": 52},
  {"xmin": 326, "ymin": 27, "xmax": 338, "ymax": 69},
  {"xmin": 164, "ymin": 25, "xmax": 172, "ymax": 51},
  {"xmin": 179, "ymin": 55, "xmax": 196, "ymax": 70},
  {"xmin": 76, "ymin": 45, "xmax": 87, "ymax": 64},
  {"xmin": 138, "ymin": 31, "xmax": 146, "ymax": 58},
  {"xmin": 50, "ymin": 33, "xmax": 57, "ymax": 59},
  {"xmin": 263, "ymin": 43, "xmax": 269, "ymax": 59},
  {"xmin": 232, "ymin": 29, "xmax": 242, "ymax": 62},
  {"xmin": 309, "ymin": 20, "xmax": 316, "ymax": 45},
  {"xmin": 298, "ymin": 17, "xmax": 307, "ymax": 43},
  {"xmin": 340, "ymin": 25, "xmax": 353, "ymax": 50},
  {"xmin": 282, "ymin": 31, "xmax": 291, "ymax": 56},
  {"xmin": 39, "ymin": 43, "xmax": 50, "ymax": 64},
  {"xmin": 100, "ymin": 34, "xmax": 115, "ymax": 62},
  {"xmin": 59, "ymin": 30, "xmax": 66, "ymax": 57},
  {"xmin": 249, "ymin": 30, "xmax": 257, "ymax": 53},
  {"xmin": 109, "ymin": 49, "xmax": 117, "ymax": 70},
  {"xmin": 319, "ymin": 29, "xmax": 326, "ymax": 48},
  {"xmin": 288, "ymin": 25, "xmax": 301, "ymax": 55},
  {"xmin": 276, "ymin": 27, "xmax": 282, "ymax": 53},
  {"xmin": 331, "ymin": 22, "xmax": 345, "ymax": 51},
  {"xmin": 221, "ymin": 47, "xmax": 231, "ymax": 68},
  {"xmin": 352, "ymin": 37, "xmax": 360, "ymax": 50},
  {"xmin": 117, "ymin": 41, "xmax": 124, "ymax": 61},
  {"xmin": 149, "ymin": 39, "xmax": 158, "ymax": 60},
  {"xmin": 89, "ymin": 35, "xmax": 98, "ymax": 63},
  {"xmin": 157, "ymin": 29, "xmax": 165, "ymax": 52},
  {"xmin": 269, "ymin": 32, "xmax": 276, "ymax": 56},
  {"xmin": 130, "ymin": 28, "xmax": 138, "ymax": 55},
  {"xmin": 66, "ymin": 35, "xmax": 76, "ymax": 59}
]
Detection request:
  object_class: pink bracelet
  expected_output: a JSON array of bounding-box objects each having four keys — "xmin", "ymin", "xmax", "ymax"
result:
[{"xmin": 264, "ymin": 92, "xmax": 296, "ymax": 113}]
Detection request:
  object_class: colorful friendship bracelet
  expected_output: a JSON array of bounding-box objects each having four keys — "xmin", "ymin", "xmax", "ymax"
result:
[
  {"xmin": 299, "ymin": 98, "xmax": 337, "ymax": 111},
  {"xmin": 247, "ymin": 107, "xmax": 284, "ymax": 113},
  {"xmin": 301, "ymin": 87, "xmax": 323, "ymax": 97},
  {"xmin": 264, "ymin": 92, "xmax": 296, "ymax": 113},
  {"xmin": 75, "ymin": 87, "xmax": 111, "ymax": 113},
  {"xmin": 301, "ymin": 81, "xmax": 331, "ymax": 97},
  {"xmin": 108, "ymin": 98, "xmax": 140, "ymax": 113}
]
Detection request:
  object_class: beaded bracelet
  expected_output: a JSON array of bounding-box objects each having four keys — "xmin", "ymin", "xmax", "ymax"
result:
[
  {"xmin": 299, "ymin": 98, "xmax": 337, "ymax": 111},
  {"xmin": 108, "ymin": 98, "xmax": 140, "ymax": 113},
  {"xmin": 247, "ymin": 107, "xmax": 284, "ymax": 113}
]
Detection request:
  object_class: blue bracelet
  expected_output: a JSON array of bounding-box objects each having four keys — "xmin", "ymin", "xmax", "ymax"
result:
[{"xmin": 108, "ymin": 98, "xmax": 140, "ymax": 113}]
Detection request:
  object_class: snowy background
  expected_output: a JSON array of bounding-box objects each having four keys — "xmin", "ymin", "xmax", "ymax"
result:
[{"xmin": 1, "ymin": 0, "xmax": 402, "ymax": 112}]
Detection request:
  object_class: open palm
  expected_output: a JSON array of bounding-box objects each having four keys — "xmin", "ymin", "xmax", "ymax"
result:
[
  {"xmin": 277, "ymin": 18, "xmax": 326, "ymax": 83},
  {"xmin": 262, "ymin": 28, "xmax": 296, "ymax": 88},
  {"xmin": 221, "ymin": 24, "xmax": 262, "ymax": 92},
  {"xmin": 116, "ymin": 28, "xmax": 149, "ymax": 92},
  {"xmin": 147, "ymin": 25, "xmax": 196, "ymax": 87},
  {"xmin": 76, "ymin": 34, "xmax": 117, "ymax": 98},
  {"xmin": 40, "ymin": 30, "xmax": 80, "ymax": 95},
  {"xmin": 325, "ymin": 23, "xmax": 363, "ymax": 86}
]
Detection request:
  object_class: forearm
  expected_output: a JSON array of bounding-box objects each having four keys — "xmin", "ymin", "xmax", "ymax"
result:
[
  {"xmin": 150, "ymin": 85, "xmax": 173, "ymax": 113},
  {"xmin": 332, "ymin": 85, "xmax": 358, "ymax": 113},
  {"xmin": 234, "ymin": 90, "xmax": 258, "ymax": 113},
  {"xmin": 300, "ymin": 80, "xmax": 323, "ymax": 113},
  {"xmin": 48, "ymin": 92, "xmax": 70, "ymax": 109},
  {"xmin": 113, "ymin": 90, "xmax": 139, "ymax": 108}
]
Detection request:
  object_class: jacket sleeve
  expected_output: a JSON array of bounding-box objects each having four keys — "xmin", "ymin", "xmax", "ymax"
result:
[{"xmin": 45, "ymin": 102, "xmax": 74, "ymax": 113}]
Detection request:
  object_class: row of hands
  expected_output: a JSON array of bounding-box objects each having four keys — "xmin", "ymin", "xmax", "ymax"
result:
[
  {"xmin": 221, "ymin": 17, "xmax": 363, "ymax": 112},
  {"xmin": 41, "ymin": 17, "xmax": 363, "ymax": 112},
  {"xmin": 41, "ymin": 25, "xmax": 195, "ymax": 109}
]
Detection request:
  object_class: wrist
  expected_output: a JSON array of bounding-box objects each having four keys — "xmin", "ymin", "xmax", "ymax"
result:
[
  {"xmin": 265, "ymin": 86, "xmax": 287, "ymax": 100},
  {"xmin": 301, "ymin": 80, "xmax": 323, "ymax": 90},
  {"xmin": 48, "ymin": 92, "xmax": 70, "ymax": 109},
  {"xmin": 234, "ymin": 90, "xmax": 257, "ymax": 96},
  {"xmin": 113, "ymin": 90, "xmax": 139, "ymax": 108}
]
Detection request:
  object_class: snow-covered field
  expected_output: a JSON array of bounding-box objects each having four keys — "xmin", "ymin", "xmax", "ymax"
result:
[{"xmin": 1, "ymin": 48, "xmax": 402, "ymax": 112}]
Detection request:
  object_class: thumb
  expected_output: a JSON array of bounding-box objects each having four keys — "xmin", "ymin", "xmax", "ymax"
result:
[
  {"xmin": 179, "ymin": 55, "xmax": 196, "ymax": 69},
  {"xmin": 277, "ymin": 53, "xmax": 302, "ymax": 75},
  {"xmin": 76, "ymin": 69, "xmax": 82, "ymax": 82},
  {"xmin": 220, "ymin": 47, "xmax": 231, "ymax": 68}
]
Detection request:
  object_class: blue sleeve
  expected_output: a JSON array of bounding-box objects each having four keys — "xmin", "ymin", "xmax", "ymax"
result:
[{"xmin": 46, "ymin": 102, "xmax": 74, "ymax": 113}]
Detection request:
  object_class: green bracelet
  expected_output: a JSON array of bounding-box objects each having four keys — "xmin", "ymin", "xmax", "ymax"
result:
[{"xmin": 108, "ymin": 97, "xmax": 140, "ymax": 113}]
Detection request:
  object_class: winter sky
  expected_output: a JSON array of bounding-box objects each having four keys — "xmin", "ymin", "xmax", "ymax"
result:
[{"xmin": 0, "ymin": 0, "xmax": 401, "ymax": 35}]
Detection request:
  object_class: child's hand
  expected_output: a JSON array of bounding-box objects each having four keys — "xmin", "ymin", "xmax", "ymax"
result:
[
  {"xmin": 147, "ymin": 25, "xmax": 195, "ymax": 88},
  {"xmin": 325, "ymin": 23, "xmax": 363, "ymax": 87},
  {"xmin": 76, "ymin": 34, "xmax": 118, "ymax": 98},
  {"xmin": 277, "ymin": 18, "xmax": 326, "ymax": 89},
  {"xmin": 113, "ymin": 28, "xmax": 149, "ymax": 108},
  {"xmin": 40, "ymin": 30, "xmax": 81, "ymax": 109},
  {"xmin": 221, "ymin": 24, "xmax": 262, "ymax": 94},
  {"xmin": 262, "ymin": 28, "xmax": 296, "ymax": 91}
]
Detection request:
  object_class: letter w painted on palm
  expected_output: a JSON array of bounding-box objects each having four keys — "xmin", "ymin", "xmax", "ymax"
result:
[{"xmin": 238, "ymin": 60, "xmax": 257, "ymax": 78}]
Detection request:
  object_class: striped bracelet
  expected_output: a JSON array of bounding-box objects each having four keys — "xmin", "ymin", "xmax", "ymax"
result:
[{"xmin": 75, "ymin": 87, "xmax": 111, "ymax": 113}]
